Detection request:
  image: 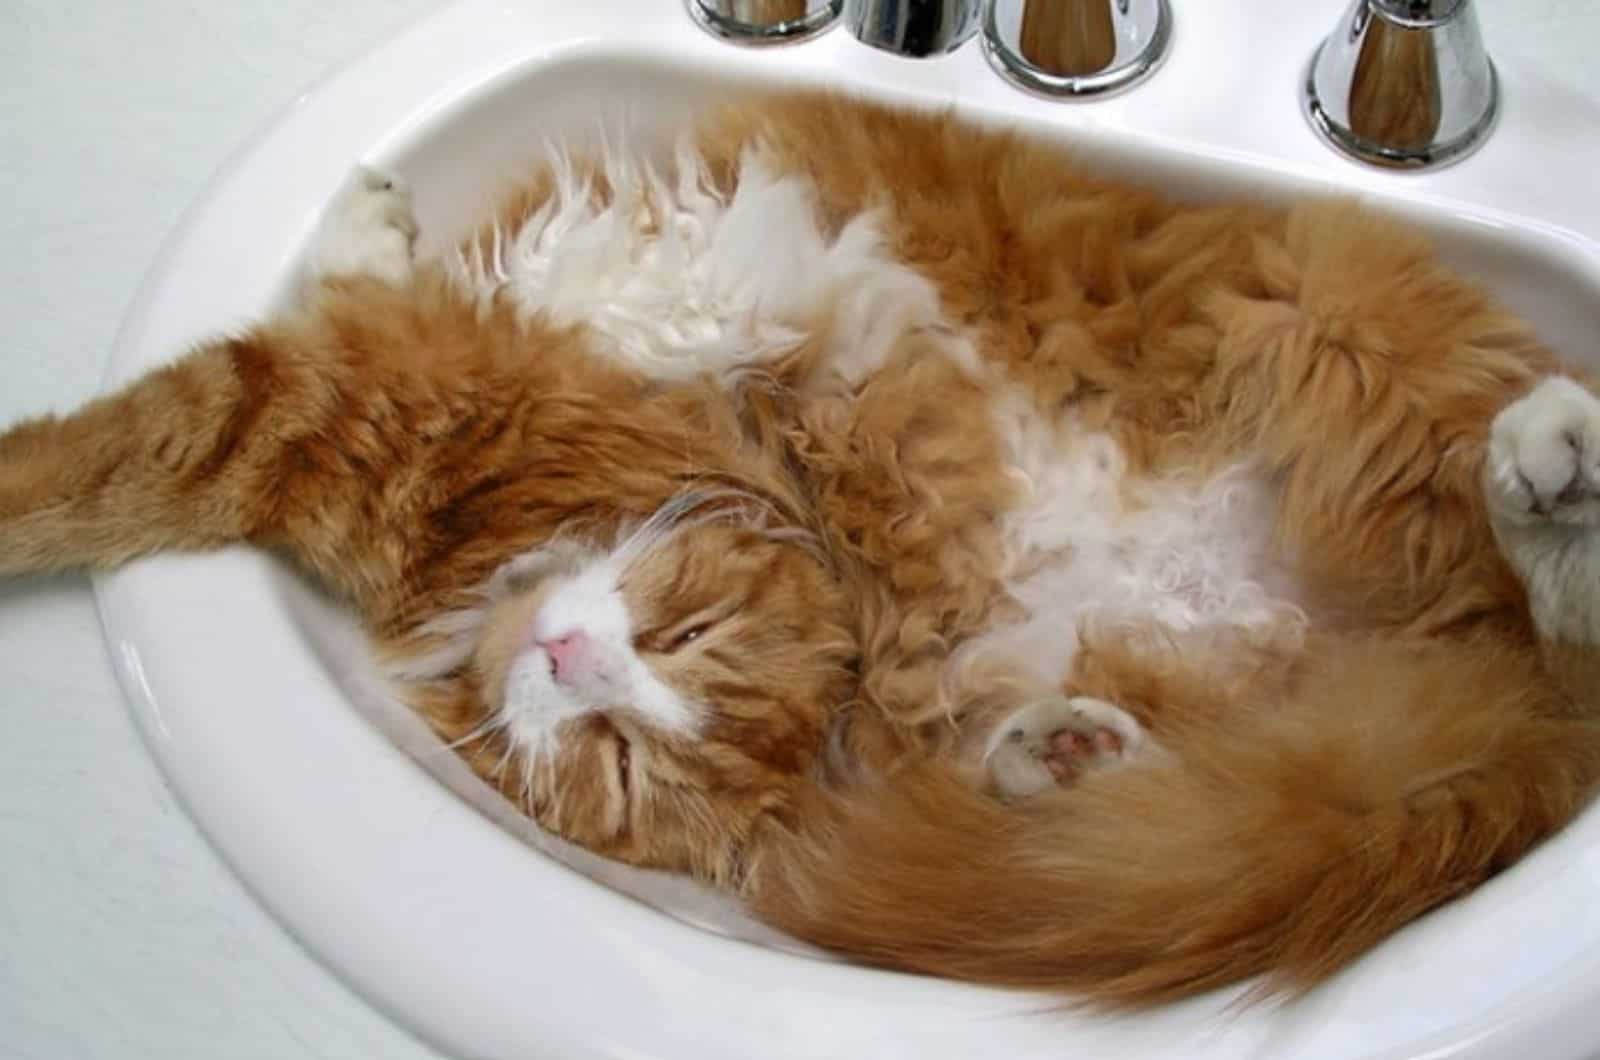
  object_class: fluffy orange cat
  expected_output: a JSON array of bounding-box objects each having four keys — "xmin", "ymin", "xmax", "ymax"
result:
[{"xmin": 4, "ymin": 93, "xmax": 1599, "ymax": 1008}]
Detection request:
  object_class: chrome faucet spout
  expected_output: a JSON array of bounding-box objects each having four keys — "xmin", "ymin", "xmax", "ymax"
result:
[
  {"xmin": 687, "ymin": 0, "xmax": 843, "ymax": 45},
  {"xmin": 843, "ymin": 0, "xmax": 983, "ymax": 58},
  {"xmin": 1304, "ymin": 0, "xmax": 1498, "ymax": 170},
  {"xmin": 981, "ymin": 0, "xmax": 1173, "ymax": 100}
]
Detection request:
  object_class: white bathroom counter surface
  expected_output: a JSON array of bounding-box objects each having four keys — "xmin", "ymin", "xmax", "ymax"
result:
[{"xmin": 2, "ymin": 3, "xmax": 1598, "ymax": 1059}]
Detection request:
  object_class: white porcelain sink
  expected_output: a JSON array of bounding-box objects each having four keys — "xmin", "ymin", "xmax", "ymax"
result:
[{"xmin": 96, "ymin": 2, "xmax": 1600, "ymax": 1058}]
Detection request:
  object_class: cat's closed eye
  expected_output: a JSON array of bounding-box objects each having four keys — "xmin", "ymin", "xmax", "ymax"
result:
[
  {"xmin": 670, "ymin": 624, "xmax": 710, "ymax": 650},
  {"xmin": 637, "ymin": 618, "xmax": 716, "ymax": 654}
]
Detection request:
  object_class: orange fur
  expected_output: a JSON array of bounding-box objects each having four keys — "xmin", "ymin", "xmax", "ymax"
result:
[
  {"xmin": 699, "ymin": 94, "xmax": 1599, "ymax": 1004},
  {"xmin": 2, "ymin": 92, "xmax": 1597, "ymax": 1009},
  {"xmin": 755, "ymin": 635, "xmax": 1600, "ymax": 1006}
]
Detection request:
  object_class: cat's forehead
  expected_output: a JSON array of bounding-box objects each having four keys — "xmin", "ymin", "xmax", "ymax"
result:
[
  {"xmin": 486, "ymin": 521, "xmax": 791, "ymax": 617},
  {"xmin": 487, "ymin": 537, "xmax": 601, "ymax": 596}
]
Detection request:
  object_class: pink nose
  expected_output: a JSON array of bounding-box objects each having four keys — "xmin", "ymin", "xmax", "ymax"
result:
[{"xmin": 538, "ymin": 631, "xmax": 589, "ymax": 684}]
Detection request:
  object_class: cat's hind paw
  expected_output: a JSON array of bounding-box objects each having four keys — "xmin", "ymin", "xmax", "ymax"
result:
[
  {"xmin": 984, "ymin": 696, "xmax": 1152, "ymax": 800},
  {"xmin": 308, "ymin": 166, "xmax": 418, "ymax": 285},
  {"xmin": 1485, "ymin": 376, "xmax": 1600, "ymax": 529}
]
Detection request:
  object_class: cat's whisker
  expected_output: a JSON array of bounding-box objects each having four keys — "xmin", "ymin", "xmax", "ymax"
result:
[
  {"xmin": 434, "ymin": 712, "xmax": 510, "ymax": 755},
  {"xmin": 518, "ymin": 750, "xmax": 539, "ymax": 818},
  {"xmin": 488, "ymin": 729, "xmax": 522, "ymax": 782}
]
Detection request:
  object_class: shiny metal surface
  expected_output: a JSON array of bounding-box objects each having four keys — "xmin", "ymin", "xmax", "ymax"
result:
[
  {"xmin": 687, "ymin": 0, "xmax": 842, "ymax": 44},
  {"xmin": 843, "ymin": 0, "xmax": 982, "ymax": 58},
  {"xmin": 981, "ymin": 0, "xmax": 1173, "ymax": 99},
  {"xmin": 1304, "ymin": 0, "xmax": 1497, "ymax": 169}
]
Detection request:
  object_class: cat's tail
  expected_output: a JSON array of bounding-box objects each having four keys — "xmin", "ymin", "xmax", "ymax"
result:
[{"xmin": 751, "ymin": 636, "xmax": 1600, "ymax": 1007}]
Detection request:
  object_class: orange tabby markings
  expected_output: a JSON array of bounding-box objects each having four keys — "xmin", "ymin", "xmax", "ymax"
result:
[{"xmin": 2, "ymin": 91, "xmax": 1598, "ymax": 1010}]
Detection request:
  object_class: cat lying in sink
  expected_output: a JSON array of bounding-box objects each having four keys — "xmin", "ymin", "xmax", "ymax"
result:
[{"xmin": 4, "ymin": 92, "xmax": 1597, "ymax": 1006}]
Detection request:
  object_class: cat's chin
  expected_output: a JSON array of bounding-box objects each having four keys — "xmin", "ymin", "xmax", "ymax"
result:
[{"xmin": 501, "ymin": 651, "xmax": 589, "ymax": 753}]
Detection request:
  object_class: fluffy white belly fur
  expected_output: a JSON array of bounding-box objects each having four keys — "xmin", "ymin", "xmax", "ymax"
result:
[{"xmin": 976, "ymin": 398, "xmax": 1304, "ymax": 687}]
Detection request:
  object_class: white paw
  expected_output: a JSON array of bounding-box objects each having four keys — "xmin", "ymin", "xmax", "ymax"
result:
[
  {"xmin": 1485, "ymin": 376, "xmax": 1600, "ymax": 529},
  {"xmin": 309, "ymin": 166, "xmax": 418, "ymax": 285},
  {"xmin": 984, "ymin": 696, "xmax": 1150, "ymax": 800}
]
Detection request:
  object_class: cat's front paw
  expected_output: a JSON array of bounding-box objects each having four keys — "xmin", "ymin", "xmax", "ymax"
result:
[
  {"xmin": 309, "ymin": 166, "xmax": 418, "ymax": 285},
  {"xmin": 1485, "ymin": 376, "xmax": 1600, "ymax": 529},
  {"xmin": 984, "ymin": 696, "xmax": 1151, "ymax": 800}
]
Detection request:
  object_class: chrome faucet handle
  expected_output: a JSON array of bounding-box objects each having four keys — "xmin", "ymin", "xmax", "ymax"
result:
[
  {"xmin": 1304, "ymin": 0, "xmax": 1498, "ymax": 169},
  {"xmin": 844, "ymin": 0, "xmax": 983, "ymax": 58},
  {"xmin": 688, "ymin": 0, "xmax": 843, "ymax": 45},
  {"xmin": 982, "ymin": 0, "xmax": 1173, "ymax": 99}
]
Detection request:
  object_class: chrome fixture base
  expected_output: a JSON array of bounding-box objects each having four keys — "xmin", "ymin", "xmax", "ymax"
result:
[
  {"xmin": 844, "ymin": 0, "xmax": 982, "ymax": 59},
  {"xmin": 1303, "ymin": 0, "xmax": 1498, "ymax": 171},
  {"xmin": 687, "ymin": 0, "xmax": 842, "ymax": 45},
  {"xmin": 981, "ymin": 0, "xmax": 1173, "ymax": 100}
]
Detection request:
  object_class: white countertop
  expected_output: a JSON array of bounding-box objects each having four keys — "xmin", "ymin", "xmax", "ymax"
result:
[{"xmin": 2, "ymin": 3, "xmax": 1598, "ymax": 1058}]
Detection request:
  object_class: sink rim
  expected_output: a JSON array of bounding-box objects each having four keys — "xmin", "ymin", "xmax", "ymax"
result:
[{"xmin": 93, "ymin": 3, "xmax": 1600, "ymax": 1059}]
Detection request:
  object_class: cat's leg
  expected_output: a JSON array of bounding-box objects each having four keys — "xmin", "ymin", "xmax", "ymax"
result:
[
  {"xmin": 0, "ymin": 169, "xmax": 430, "ymax": 580},
  {"xmin": 1484, "ymin": 375, "xmax": 1600, "ymax": 646},
  {"xmin": 0, "ymin": 344, "xmax": 262, "ymax": 576},
  {"xmin": 983, "ymin": 695, "xmax": 1158, "ymax": 800},
  {"xmin": 1210, "ymin": 205, "xmax": 1568, "ymax": 632},
  {"xmin": 304, "ymin": 167, "xmax": 418, "ymax": 286}
]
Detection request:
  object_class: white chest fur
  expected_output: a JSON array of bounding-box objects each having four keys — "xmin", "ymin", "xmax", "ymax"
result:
[
  {"xmin": 970, "ymin": 393, "xmax": 1305, "ymax": 688},
  {"xmin": 447, "ymin": 141, "xmax": 946, "ymax": 388}
]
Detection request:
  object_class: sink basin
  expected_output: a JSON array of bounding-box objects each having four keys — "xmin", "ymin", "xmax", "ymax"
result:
[{"xmin": 96, "ymin": 2, "xmax": 1600, "ymax": 1058}]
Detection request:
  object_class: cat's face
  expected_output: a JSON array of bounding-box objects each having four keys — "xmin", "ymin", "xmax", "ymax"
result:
[{"xmin": 453, "ymin": 518, "xmax": 856, "ymax": 885}]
